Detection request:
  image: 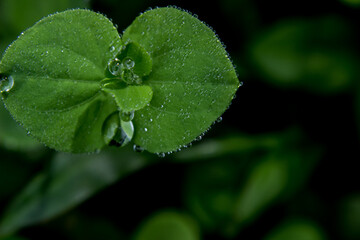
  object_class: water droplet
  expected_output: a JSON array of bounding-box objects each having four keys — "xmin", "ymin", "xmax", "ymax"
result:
[
  {"xmin": 149, "ymin": 118, "xmax": 153, "ymax": 122},
  {"xmin": 110, "ymin": 46, "xmax": 116, "ymax": 52},
  {"xmin": 0, "ymin": 76, "xmax": 14, "ymax": 94},
  {"xmin": 216, "ymin": 116, "xmax": 223, "ymax": 123},
  {"xmin": 134, "ymin": 76, "xmax": 142, "ymax": 85},
  {"xmin": 102, "ymin": 113, "xmax": 133, "ymax": 147},
  {"xmin": 239, "ymin": 81, "xmax": 244, "ymax": 87},
  {"xmin": 196, "ymin": 135, "xmax": 202, "ymax": 141},
  {"xmin": 110, "ymin": 121, "xmax": 134, "ymax": 147},
  {"xmin": 144, "ymin": 127, "xmax": 148, "ymax": 132},
  {"xmin": 122, "ymin": 69, "xmax": 141, "ymax": 85},
  {"xmin": 120, "ymin": 110, "xmax": 134, "ymax": 122},
  {"xmin": 123, "ymin": 57, "xmax": 135, "ymax": 69},
  {"xmin": 157, "ymin": 152, "xmax": 165, "ymax": 158},
  {"xmin": 108, "ymin": 58, "xmax": 122, "ymax": 76},
  {"xmin": 133, "ymin": 145, "xmax": 144, "ymax": 152}
]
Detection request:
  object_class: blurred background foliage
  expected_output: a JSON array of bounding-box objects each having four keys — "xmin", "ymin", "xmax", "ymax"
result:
[{"xmin": 0, "ymin": 0, "xmax": 359, "ymax": 239}]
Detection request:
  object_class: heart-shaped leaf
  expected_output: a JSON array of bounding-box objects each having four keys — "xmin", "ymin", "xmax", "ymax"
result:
[
  {"xmin": 0, "ymin": 7, "xmax": 239, "ymax": 154},
  {"xmin": 123, "ymin": 7, "xmax": 239, "ymax": 153},
  {"xmin": 0, "ymin": 10, "xmax": 124, "ymax": 153}
]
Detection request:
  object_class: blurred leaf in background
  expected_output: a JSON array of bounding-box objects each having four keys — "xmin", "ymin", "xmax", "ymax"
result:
[
  {"xmin": 181, "ymin": 129, "xmax": 322, "ymax": 237},
  {"xmin": 249, "ymin": 16, "xmax": 359, "ymax": 94},
  {"xmin": 133, "ymin": 210, "xmax": 200, "ymax": 240},
  {"xmin": 340, "ymin": 0, "xmax": 360, "ymax": 7},
  {"xmin": 338, "ymin": 194, "xmax": 360, "ymax": 240},
  {"xmin": 0, "ymin": 148, "xmax": 152, "ymax": 236},
  {"xmin": 264, "ymin": 219, "xmax": 326, "ymax": 240}
]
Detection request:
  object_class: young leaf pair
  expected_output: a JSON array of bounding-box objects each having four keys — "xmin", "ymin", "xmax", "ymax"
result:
[{"xmin": 0, "ymin": 7, "xmax": 239, "ymax": 154}]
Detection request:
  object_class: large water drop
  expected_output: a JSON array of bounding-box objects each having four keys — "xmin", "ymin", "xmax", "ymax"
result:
[
  {"xmin": 102, "ymin": 112, "xmax": 134, "ymax": 147},
  {"xmin": 0, "ymin": 76, "xmax": 14, "ymax": 94},
  {"xmin": 110, "ymin": 120, "xmax": 134, "ymax": 147},
  {"xmin": 123, "ymin": 57, "xmax": 135, "ymax": 69},
  {"xmin": 120, "ymin": 110, "xmax": 134, "ymax": 122},
  {"xmin": 108, "ymin": 58, "xmax": 122, "ymax": 76}
]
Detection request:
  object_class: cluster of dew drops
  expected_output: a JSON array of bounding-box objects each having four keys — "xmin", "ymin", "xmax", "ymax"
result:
[
  {"xmin": 107, "ymin": 45, "xmax": 142, "ymax": 85},
  {"xmin": 104, "ymin": 45, "xmax": 144, "ymax": 151}
]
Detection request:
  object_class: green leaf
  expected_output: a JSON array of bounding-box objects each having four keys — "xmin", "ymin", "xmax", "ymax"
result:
[
  {"xmin": 340, "ymin": 0, "xmax": 360, "ymax": 7},
  {"xmin": 103, "ymin": 85, "xmax": 153, "ymax": 112},
  {"xmin": 339, "ymin": 195, "xmax": 360, "ymax": 239},
  {"xmin": 123, "ymin": 7, "xmax": 239, "ymax": 153},
  {"xmin": 133, "ymin": 211, "xmax": 200, "ymax": 240},
  {"xmin": 0, "ymin": 7, "xmax": 238, "ymax": 154},
  {"xmin": 233, "ymin": 154, "xmax": 288, "ymax": 226},
  {"xmin": 182, "ymin": 131, "xmax": 322, "ymax": 236},
  {"xmin": 0, "ymin": 148, "xmax": 152, "ymax": 236},
  {"xmin": 0, "ymin": 9, "xmax": 122, "ymax": 153},
  {"xmin": 112, "ymin": 41, "xmax": 152, "ymax": 77},
  {"xmin": 250, "ymin": 17, "xmax": 358, "ymax": 94},
  {"xmin": 264, "ymin": 220, "xmax": 326, "ymax": 240}
]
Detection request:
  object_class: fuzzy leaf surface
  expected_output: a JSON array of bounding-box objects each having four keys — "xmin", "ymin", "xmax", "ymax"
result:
[
  {"xmin": 123, "ymin": 7, "xmax": 239, "ymax": 153},
  {"xmin": 0, "ymin": 9, "xmax": 122, "ymax": 152}
]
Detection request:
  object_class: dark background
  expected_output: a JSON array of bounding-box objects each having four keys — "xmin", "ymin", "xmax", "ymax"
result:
[{"xmin": 1, "ymin": 0, "xmax": 360, "ymax": 239}]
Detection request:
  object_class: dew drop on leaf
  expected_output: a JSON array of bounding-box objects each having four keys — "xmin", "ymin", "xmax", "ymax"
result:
[
  {"xmin": 216, "ymin": 116, "xmax": 223, "ymax": 123},
  {"xmin": 102, "ymin": 112, "xmax": 134, "ymax": 147},
  {"xmin": 157, "ymin": 152, "xmax": 166, "ymax": 158},
  {"xmin": 122, "ymin": 69, "xmax": 142, "ymax": 85},
  {"xmin": 133, "ymin": 144, "xmax": 144, "ymax": 152},
  {"xmin": 108, "ymin": 58, "xmax": 122, "ymax": 76},
  {"xmin": 123, "ymin": 57, "xmax": 135, "ymax": 69},
  {"xmin": 120, "ymin": 110, "xmax": 135, "ymax": 122},
  {"xmin": 0, "ymin": 75, "xmax": 14, "ymax": 94},
  {"xmin": 110, "ymin": 120, "xmax": 134, "ymax": 147}
]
